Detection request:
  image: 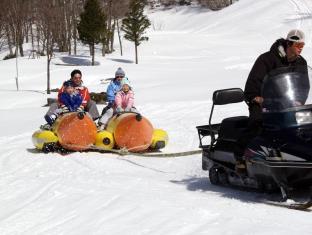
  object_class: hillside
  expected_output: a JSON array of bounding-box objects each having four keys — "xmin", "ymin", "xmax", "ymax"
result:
[{"xmin": 0, "ymin": 0, "xmax": 312, "ymax": 234}]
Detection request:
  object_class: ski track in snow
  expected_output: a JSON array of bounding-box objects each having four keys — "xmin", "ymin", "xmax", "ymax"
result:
[
  {"xmin": 0, "ymin": 77, "xmax": 308, "ymax": 230},
  {"xmin": 1, "ymin": 0, "xmax": 312, "ymax": 234},
  {"xmin": 0, "ymin": 180, "xmax": 59, "ymax": 223}
]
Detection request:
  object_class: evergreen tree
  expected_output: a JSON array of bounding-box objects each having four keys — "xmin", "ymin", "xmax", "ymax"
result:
[
  {"xmin": 77, "ymin": 0, "xmax": 106, "ymax": 66},
  {"xmin": 121, "ymin": 0, "xmax": 151, "ymax": 64}
]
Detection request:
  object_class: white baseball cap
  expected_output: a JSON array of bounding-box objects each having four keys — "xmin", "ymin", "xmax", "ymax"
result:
[{"xmin": 286, "ymin": 29, "xmax": 305, "ymax": 43}]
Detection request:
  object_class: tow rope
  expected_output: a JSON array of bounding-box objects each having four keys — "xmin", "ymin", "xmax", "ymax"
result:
[
  {"xmin": 91, "ymin": 146, "xmax": 202, "ymax": 158},
  {"xmin": 63, "ymin": 143, "xmax": 202, "ymax": 158}
]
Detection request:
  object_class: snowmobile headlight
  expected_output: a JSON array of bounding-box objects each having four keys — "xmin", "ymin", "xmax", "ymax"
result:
[{"xmin": 295, "ymin": 111, "xmax": 312, "ymax": 124}]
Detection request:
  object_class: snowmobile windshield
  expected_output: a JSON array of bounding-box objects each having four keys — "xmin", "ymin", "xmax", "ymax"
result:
[{"xmin": 262, "ymin": 66, "xmax": 311, "ymax": 112}]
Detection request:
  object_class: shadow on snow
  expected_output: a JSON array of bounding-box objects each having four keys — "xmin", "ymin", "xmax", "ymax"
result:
[
  {"xmin": 170, "ymin": 176, "xmax": 278, "ymax": 205},
  {"xmin": 55, "ymin": 56, "xmax": 100, "ymax": 66},
  {"xmin": 107, "ymin": 58, "xmax": 134, "ymax": 64}
]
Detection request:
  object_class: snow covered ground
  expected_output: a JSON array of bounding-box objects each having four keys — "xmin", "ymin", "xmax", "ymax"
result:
[{"xmin": 1, "ymin": 0, "xmax": 312, "ymax": 234}]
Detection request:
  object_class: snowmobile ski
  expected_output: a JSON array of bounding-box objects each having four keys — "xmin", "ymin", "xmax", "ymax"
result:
[{"xmin": 263, "ymin": 199, "xmax": 312, "ymax": 212}]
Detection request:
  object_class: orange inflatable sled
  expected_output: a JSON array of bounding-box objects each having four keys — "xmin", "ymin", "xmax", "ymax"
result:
[{"xmin": 32, "ymin": 112, "xmax": 168, "ymax": 153}]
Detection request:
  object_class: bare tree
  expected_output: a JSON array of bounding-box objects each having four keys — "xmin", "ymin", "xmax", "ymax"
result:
[
  {"xmin": 0, "ymin": 1, "xmax": 13, "ymax": 55},
  {"xmin": 67, "ymin": 0, "xmax": 82, "ymax": 55},
  {"xmin": 36, "ymin": 0, "xmax": 60, "ymax": 93},
  {"xmin": 0, "ymin": 7, "xmax": 7, "ymax": 52},
  {"xmin": 5, "ymin": 0, "xmax": 31, "ymax": 57},
  {"xmin": 110, "ymin": 0, "xmax": 131, "ymax": 56},
  {"xmin": 0, "ymin": 0, "xmax": 138, "ymax": 62}
]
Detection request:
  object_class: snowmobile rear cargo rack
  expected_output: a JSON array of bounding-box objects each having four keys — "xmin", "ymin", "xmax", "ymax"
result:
[
  {"xmin": 196, "ymin": 88, "xmax": 245, "ymax": 148},
  {"xmin": 196, "ymin": 124, "xmax": 220, "ymax": 148}
]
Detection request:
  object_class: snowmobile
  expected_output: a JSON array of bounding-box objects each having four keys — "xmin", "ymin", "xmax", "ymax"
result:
[
  {"xmin": 196, "ymin": 67, "xmax": 312, "ymax": 208},
  {"xmin": 32, "ymin": 111, "xmax": 168, "ymax": 153}
]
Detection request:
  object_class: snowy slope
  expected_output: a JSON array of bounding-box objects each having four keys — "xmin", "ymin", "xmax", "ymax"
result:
[{"xmin": 1, "ymin": 0, "xmax": 312, "ymax": 234}]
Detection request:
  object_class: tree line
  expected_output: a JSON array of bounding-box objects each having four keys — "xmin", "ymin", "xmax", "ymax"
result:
[
  {"xmin": 0, "ymin": 0, "xmax": 150, "ymax": 60},
  {"xmin": 0, "ymin": 0, "xmax": 151, "ymax": 93},
  {"xmin": 0, "ymin": 0, "xmax": 235, "ymax": 93},
  {"xmin": 0, "ymin": 0, "xmax": 235, "ymax": 61}
]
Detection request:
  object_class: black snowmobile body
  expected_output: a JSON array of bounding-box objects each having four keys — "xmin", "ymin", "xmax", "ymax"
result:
[{"xmin": 197, "ymin": 67, "xmax": 312, "ymax": 200}]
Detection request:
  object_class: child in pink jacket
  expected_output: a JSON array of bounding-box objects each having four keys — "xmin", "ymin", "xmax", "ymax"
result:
[
  {"xmin": 98, "ymin": 79, "xmax": 137, "ymax": 129},
  {"xmin": 115, "ymin": 79, "xmax": 136, "ymax": 112}
]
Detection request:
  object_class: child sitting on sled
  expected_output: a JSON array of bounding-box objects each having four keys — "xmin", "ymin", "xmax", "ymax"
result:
[
  {"xmin": 100, "ymin": 67, "xmax": 130, "ymax": 115},
  {"xmin": 44, "ymin": 80, "xmax": 83, "ymax": 127},
  {"xmin": 98, "ymin": 79, "xmax": 137, "ymax": 130},
  {"xmin": 115, "ymin": 79, "xmax": 137, "ymax": 113}
]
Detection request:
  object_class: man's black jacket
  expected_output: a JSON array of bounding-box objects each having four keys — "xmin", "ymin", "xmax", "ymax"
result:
[{"xmin": 244, "ymin": 38, "xmax": 307, "ymax": 103}]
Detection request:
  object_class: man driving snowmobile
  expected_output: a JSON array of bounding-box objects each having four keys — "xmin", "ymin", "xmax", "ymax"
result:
[
  {"xmin": 245, "ymin": 29, "xmax": 308, "ymax": 132},
  {"xmin": 197, "ymin": 30, "xmax": 312, "ymax": 204},
  {"xmin": 237, "ymin": 29, "xmax": 308, "ymax": 169}
]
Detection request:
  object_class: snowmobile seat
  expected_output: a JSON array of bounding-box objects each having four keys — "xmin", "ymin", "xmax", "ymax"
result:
[
  {"xmin": 213, "ymin": 116, "xmax": 249, "ymax": 159},
  {"xmin": 209, "ymin": 88, "xmax": 246, "ymax": 144},
  {"xmin": 218, "ymin": 116, "xmax": 249, "ymax": 142}
]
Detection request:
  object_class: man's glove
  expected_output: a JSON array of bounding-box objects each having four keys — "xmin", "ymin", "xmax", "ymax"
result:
[
  {"xmin": 107, "ymin": 102, "xmax": 114, "ymax": 108},
  {"xmin": 116, "ymin": 106, "xmax": 123, "ymax": 113},
  {"xmin": 77, "ymin": 105, "xmax": 84, "ymax": 112},
  {"xmin": 60, "ymin": 105, "xmax": 69, "ymax": 113},
  {"xmin": 252, "ymin": 96, "xmax": 264, "ymax": 104},
  {"xmin": 55, "ymin": 108, "xmax": 63, "ymax": 115}
]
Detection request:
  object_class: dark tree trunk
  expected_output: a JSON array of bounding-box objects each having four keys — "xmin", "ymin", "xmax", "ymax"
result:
[
  {"xmin": 24, "ymin": 23, "xmax": 29, "ymax": 43},
  {"xmin": 91, "ymin": 43, "xmax": 95, "ymax": 66},
  {"xmin": 68, "ymin": 35, "xmax": 72, "ymax": 55},
  {"xmin": 110, "ymin": 19, "xmax": 115, "ymax": 53},
  {"xmin": 74, "ymin": 27, "xmax": 77, "ymax": 55},
  {"xmin": 19, "ymin": 39, "xmax": 24, "ymax": 56},
  {"xmin": 66, "ymin": 4, "xmax": 72, "ymax": 55},
  {"xmin": 6, "ymin": 26, "xmax": 13, "ymax": 55},
  {"xmin": 47, "ymin": 54, "xmax": 51, "ymax": 94},
  {"xmin": 135, "ymin": 43, "xmax": 138, "ymax": 64},
  {"xmin": 102, "ymin": 38, "xmax": 106, "ymax": 56},
  {"xmin": 36, "ymin": 29, "xmax": 41, "ymax": 52},
  {"xmin": 30, "ymin": 21, "xmax": 34, "ymax": 50},
  {"xmin": 106, "ymin": 0, "xmax": 112, "ymax": 53},
  {"xmin": 73, "ymin": 2, "xmax": 77, "ymax": 55},
  {"xmin": 15, "ymin": 46, "xmax": 19, "ymax": 91},
  {"xmin": 46, "ymin": 32, "xmax": 53, "ymax": 94}
]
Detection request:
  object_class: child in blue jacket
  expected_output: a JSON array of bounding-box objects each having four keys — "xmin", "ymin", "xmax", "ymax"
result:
[
  {"xmin": 44, "ymin": 80, "xmax": 83, "ymax": 126},
  {"xmin": 100, "ymin": 67, "xmax": 129, "ymax": 114},
  {"xmin": 59, "ymin": 80, "xmax": 83, "ymax": 112},
  {"xmin": 98, "ymin": 67, "xmax": 130, "ymax": 129},
  {"xmin": 106, "ymin": 67, "xmax": 130, "ymax": 106}
]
